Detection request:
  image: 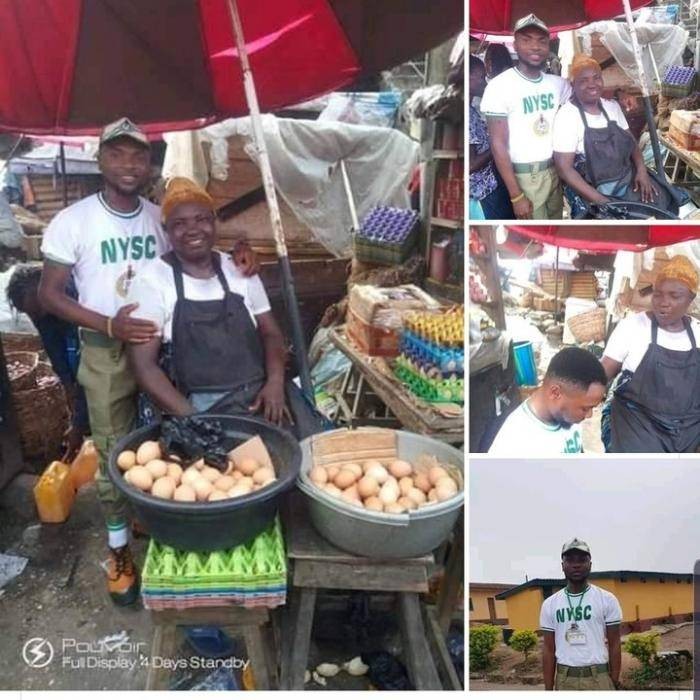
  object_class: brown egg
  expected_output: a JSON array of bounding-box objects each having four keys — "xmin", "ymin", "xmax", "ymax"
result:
[
  {"xmin": 167, "ymin": 454, "xmax": 182, "ymax": 464},
  {"xmin": 364, "ymin": 496, "xmax": 384, "ymax": 512},
  {"xmin": 136, "ymin": 441, "xmax": 161, "ymax": 465},
  {"xmin": 228, "ymin": 482, "xmax": 253, "ymax": 498},
  {"xmin": 428, "ymin": 488, "xmax": 438, "ymax": 502},
  {"xmin": 199, "ymin": 466, "xmax": 221, "ymax": 483},
  {"xmin": 428, "ymin": 466, "xmax": 449, "ymax": 486},
  {"xmin": 145, "ymin": 459, "xmax": 168, "ymax": 479},
  {"xmin": 399, "ymin": 476, "xmax": 414, "ymax": 497},
  {"xmin": 326, "ymin": 465, "xmax": 340, "ymax": 481},
  {"xmin": 151, "ymin": 476, "xmax": 176, "ymax": 500},
  {"xmin": 435, "ymin": 476, "xmax": 459, "ymax": 501},
  {"xmin": 123, "ymin": 469, "xmax": 132, "ymax": 484},
  {"xmin": 208, "ymin": 490, "xmax": 229, "ymax": 502},
  {"xmin": 238, "ymin": 457, "xmax": 260, "ymax": 475},
  {"xmin": 193, "ymin": 477, "xmax": 214, "ymax": 501},
  {"xmin": 384, "ymin": 502, "xmax": 406, "ymax": 514},
  {"xmin": 341, "ymin": 487, "xmax": 362, "ymax": 505},
  {"xmin": 378, "ymin": 478, "xmax": 400, "ymax": 505},
  {"xmin": 414, "ymin": 473, "xmax": 431, "ymax": 494},
  {"xmin": 357, "ymin": 475, "xmax": 379, "ymax": 499},
  {"xmin": 397, "ymin": 496, "xmax": 417, "ymax": 511},
  {"xmin": 166, "ymin": 462, "xmax": 183, "ymax": 484},
  {"xmin": 181, "ymin": 466, "xmax": 201, "ymax": 486},
  {"xmin": 362, "ymin": 460, "xmax": 384, "ymax": 474},
  {"xmin": 342, "ymin": 463, "xmax": 363, "ymax": 479},
  {"xmin": 323, "ymin": 483, "xmax": 342, "ymax": 497},
  {"xmin": 128, "ymin": 466, "xmax": 153, "ymax": 492},
  {"xmin": 365, "ymin": 464, "xmax": 389, "ymax": 484},
  {"xmin": 309, "ymin": 467, "xmax": 328, "ymax": 485},
  {"xmin": 334, "ymin": 469, "xmax": 357, "ymax": 490},
  {"xmin": 389, "ymin": 460, "xmax": 413, "ymax": 479},
  {"xmin": 237, "ymin": 476, "xmax": 254, "ymax": 490},
  {"xmin": 258, "ymin": 477, "xmax": 277, "ymax": 489},
  {"xmin": 343, "ymin": 484, "xmax": 359, "ymax": 500},
  {"xmin": 408, "ymin": 487, "xmax": 427, "ymax": 505},
  {"xmin": 117, "ymin": 450, "xmax": 136, "ymax": 471},
  {"xmin": 191, "ymin": 458, "xmax": 205, "ymax": 470},
  {"xmin": 230, "ymin": 470, "xmax": 244, "ymax": 480},
  {"xmin": 215, "ymin": 475, "xmax": 236, "ymax": 492},
  {"xmin": 173, "ymin": 484, "xmax": 196, "ymax": 502},
  {"xmin": 253, "ymin": 466, "xmax": 275, "ymax": 484}
]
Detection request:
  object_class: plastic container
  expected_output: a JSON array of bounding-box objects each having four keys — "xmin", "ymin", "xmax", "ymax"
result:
[
  {"xmin": 297, "ymin": 429, "xmax": 463, "ymax": 559},
  {"xmin": 34, "ymin": 460, "xmax": 75, "ymax": 523},
  {"xmin": 70, "ymin": 439, "xmax": 99, "ymax": 491},
  {"xmin": 108, "ymin": 415, "xmax": 301, "ymax": 552},
  {"xmin": 512, "ymin": 341, "xmax": 537, "ymax": 386}
]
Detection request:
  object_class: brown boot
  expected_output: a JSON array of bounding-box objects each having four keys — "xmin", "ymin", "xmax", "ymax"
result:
[{"xmin": 107, "ymin": 545, "xmax": 139, "ymax": 606}]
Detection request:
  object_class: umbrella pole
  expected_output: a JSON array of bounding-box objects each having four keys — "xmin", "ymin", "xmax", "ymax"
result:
[
  {"xmin": 621, "ymin": 0, "xmax": 667, "ymax": 181},
  {"xmin": 226, "ymin": 0, "xmax": 314, "ymax": 403},
  {"xmin": 60, "ymin": 141, "xmax": 68, "ymax": 208}
]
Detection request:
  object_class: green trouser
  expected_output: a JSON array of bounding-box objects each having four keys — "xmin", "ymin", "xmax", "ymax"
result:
[
  {"xmin": 555, "ymin": 664, "xmax": 616, "ymax": 690},
  {"xmin": 77, "ymin": 332, "xmax": 137, "ymax": 529},
  {"xmin": 515, "ymin": 166, "xmax": 563, "ymax": 220}
]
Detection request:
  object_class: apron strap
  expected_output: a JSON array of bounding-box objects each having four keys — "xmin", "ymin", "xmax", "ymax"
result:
[
  {"xmin": 211, "ymin": 252, "xmax": 231, "ymax": 295},
  {"xmin": 651, "ymin": 315, "xmax": 659, "ymax": 345},
  {"xmin": 683, "ymin": 316, "xmax": 697, "ymax": 348}
]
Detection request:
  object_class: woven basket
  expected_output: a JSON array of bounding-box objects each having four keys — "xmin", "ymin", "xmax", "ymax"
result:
[
  {"xmin": 533, "ymin": 297, "xmax": 558, "ymax": 312},
  {"xmin": 6, "ymin": 351, "xmax": 39, "ymax": 392},
  {"xmin": 12, "ymin": 362, "xmax": 69, "ymax": 460},
  {"xmin": 567, "ymin": 307, "xmax": 606, "ymax": 343}
]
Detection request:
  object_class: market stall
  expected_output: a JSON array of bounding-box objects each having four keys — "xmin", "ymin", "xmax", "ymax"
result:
[{"xmin": 469, "ymin": 224, "xmax": 700, "ymax": 453}]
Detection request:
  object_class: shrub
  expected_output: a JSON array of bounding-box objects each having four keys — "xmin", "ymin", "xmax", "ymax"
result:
[
  {"xmin": 623, "ymin": 632, "xmax": 660, "ymax": 669},
  {"xmin": 509, "ymin": 629, "xmax": 539, "ymax": 660},
  {"xmin": 470, "ymin": 625, "xmax": 501, "ymax": 671}
]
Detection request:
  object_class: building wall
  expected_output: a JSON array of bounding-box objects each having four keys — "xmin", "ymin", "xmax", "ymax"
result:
[
  {"xmin": 505, "ymin": 587, "xmax": 545, "ymax": 631},
  {"xmin": 596, "ymin": 578, "xmax": 692, "ymax": 623},
  {"xmin": 470, "ymin": 588, "xmax": 509, "ymax": 624}
]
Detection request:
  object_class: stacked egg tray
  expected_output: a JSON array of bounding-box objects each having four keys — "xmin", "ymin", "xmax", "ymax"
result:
[
  {"xmin": 662, "ymin": 65, "xmax": 697, "ymax": 97},
  {"xmin": 353, "ymin": 206, "xmax": 419, "ymax": 264},
  {"xmin": 392, "ymin": 308, "xmax": 464, "ymax": 405},
  {"xmin": 141, "ymin": 519, "xmax": 287, "ymax": 610}
]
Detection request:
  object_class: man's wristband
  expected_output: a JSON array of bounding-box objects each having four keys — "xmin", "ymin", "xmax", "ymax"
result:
[
  {"xmin": 510, "ymin": 192, "xmax": 525, "ymax": 204},
  {"xmin": 106, "ymin": 317, "xmax": 113, "ymax": 338}
]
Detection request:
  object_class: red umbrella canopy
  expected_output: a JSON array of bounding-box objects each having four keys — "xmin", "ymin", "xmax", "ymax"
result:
[
  {"xmin": 470, "ymin": 0, "xmax": 651, "ymax": 34},
  {"xmin": 0, "ymin": 0, "xmax": 462, "ymax": 135},
  {"xmin": 507, "ymin": 225, "xmax": 700, "ymax": 253}
]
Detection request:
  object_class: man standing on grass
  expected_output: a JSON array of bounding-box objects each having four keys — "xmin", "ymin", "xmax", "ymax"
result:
[
  {"xmin": 541, "ymin": 539, "xmax": 622, "ymax": 690},
  {"xmin": 480, "ymin": 14, "xmax": 571, "ymax": 219}
]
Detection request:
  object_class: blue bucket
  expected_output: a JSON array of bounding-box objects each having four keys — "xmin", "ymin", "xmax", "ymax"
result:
[{"xmin": 513, "ymin": 341, "xmax": 537, "ymax": 386}]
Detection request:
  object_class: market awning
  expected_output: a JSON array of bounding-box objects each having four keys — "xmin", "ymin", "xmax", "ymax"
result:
[
  {"xmin": 470, "ymin": 0, "xmax": 651, "ymax": 34},
  {"xmin": 0, "ymin": 0, "xmax": 462, "ymax": 135},
  {"xmin": 506, "ymin": 225, "xmax": 700, "ymax": 253}
]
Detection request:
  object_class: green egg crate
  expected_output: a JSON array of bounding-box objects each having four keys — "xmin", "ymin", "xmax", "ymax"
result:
[
  {"xmin": 393, "ymin": 357, "xmax": 464, "ymax": 404},
  {"xmin": 142, "ymin": 518, "xmax": 287, "ymax": 592}
]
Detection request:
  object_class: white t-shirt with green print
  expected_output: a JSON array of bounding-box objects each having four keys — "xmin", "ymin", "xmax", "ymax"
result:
[
  {"xmin": 540, "ymin": 584, "xmax": 622, "ymax": 666},
  {"xmin": 488, "ymin": 399, "xmax": 583, "ymax": 455},
  {"xmin": 480, "ymin": 67, "xmax": 572, "ymax": 165},
  {"xmin": 42, "ymin": 193, "xmax": 169, "ymax": 317}
]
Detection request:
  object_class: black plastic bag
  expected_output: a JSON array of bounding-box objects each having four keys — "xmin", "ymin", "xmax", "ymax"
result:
[
  {"xmin": 159, "ymin": 415, "xmax": 231, "ymax": 470},
  {"xmin": 361, "ymin": 651, "xmax": 413, "ymax": 691}
]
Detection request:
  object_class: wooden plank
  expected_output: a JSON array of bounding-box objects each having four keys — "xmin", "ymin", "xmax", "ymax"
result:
[
  {"xmin": 243, "ymin": 623, "xmax": 274, "ymax": 690},
  {"xmin": 330, "ymin": 328, "xmax": 464, "ymax": 442},
  {"xmin": 145, "ymin": 624, "xmax": 178, "ymax": 690},
  {"xmin": 294, "ymin": 559, "xmax": 428, "ymax": 592},
  {"xmin": 437, "ymin": 514, "xmax": 464, "ymax": 636},
  {"xmin": 280, "ymin": 586, "xmax": 317, "ymax": 690},
  {"xmin": 397, "ymin": 592, "xmax": 442, "ymax": 690},
  {"xmin": 150, "ymin": 606, "xmax": 269, "ymax": 626},
  {"xmin": 425, "ymin": 606, "xmax": 463, "ymax": 690}
]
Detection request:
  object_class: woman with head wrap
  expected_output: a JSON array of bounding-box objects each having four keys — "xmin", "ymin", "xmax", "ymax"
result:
[
  {"xmin": 125, "ymin": 177, "xmax": 323, "ymax": 438},
  {"xmin": 552, "ymin": 54, "xmax": 659, "ymax": 217},
  {"xmin": 600, "ymin": 255, "xmax": 700, "ymax": 452}
]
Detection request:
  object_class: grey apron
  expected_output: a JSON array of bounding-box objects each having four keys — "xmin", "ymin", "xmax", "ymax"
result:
[{"xmin": 609, "ymin": 316, "xmax": 700, "ymax": 452}]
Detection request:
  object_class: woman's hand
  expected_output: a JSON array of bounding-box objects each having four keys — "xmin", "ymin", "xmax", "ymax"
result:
[
  {"xmin": 249, "ymin": 379, "xmax": 291, "ymax": 425},
  {"xmin": 512, "ymin": 195, "xmax": 533, "ymax": 219},
  {"xmin": 590, "ymin": 192, "xmax": 611, "ymax": 206},
  {"xmin": 633, "ymin": 170, "xmax": 658, "ymax": 203},
  {"xmin": 231, "ymin": 240, "xmax": 260, "ymax": 277}
]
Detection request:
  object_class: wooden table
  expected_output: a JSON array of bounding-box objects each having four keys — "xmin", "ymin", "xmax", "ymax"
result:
[
  {"xmin": 330, "ymin": 327, "xmax": 464, "ymax": 445},
  {"xmin": 660, "ymin": 133, "xmax": 700, "ymax": 189},
  {"xmin": 279, "ymin": 494, "xmax": 444, "ymax": 690}
]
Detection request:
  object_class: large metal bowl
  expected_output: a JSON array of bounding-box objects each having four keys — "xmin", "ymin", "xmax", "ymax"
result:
[
  {"xmin": 108, "ymin": 415, "xmax": 300, "ymax": 551},
  {"xmin": 297, "ymin": 429, "xmax": 464, "ymax": 559}
]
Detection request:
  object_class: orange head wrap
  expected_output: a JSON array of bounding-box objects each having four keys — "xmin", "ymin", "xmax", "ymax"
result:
[
  {"xmin": 161, "ymin": 176, "xmax": 215, "ymax": 223},
  {"xmin": 569, "ymin": 54, "xmax": 602, "ymax": 82},
  {"xmin": 655, "ymin": 255, "xmax": 699, "ymax": 294}
]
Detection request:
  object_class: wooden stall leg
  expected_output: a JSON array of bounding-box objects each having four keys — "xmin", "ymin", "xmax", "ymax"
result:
[
  {"xmin": 397, "ymin": 592, "xmax": 442, "ymax": 690},
  {"xmin": 243, "ymin": 623, "xmax": 274, "ymax": 690},
  {"xmin": 145, "ymin": 623, "xmax": 178, "ymax": 690},
  {"xmin": 280, "ymin": 586, "xmax": 317, "ymax": 689}
]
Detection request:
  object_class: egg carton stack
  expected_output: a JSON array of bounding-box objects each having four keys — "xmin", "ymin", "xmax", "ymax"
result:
[
  {"xmin": 662, "ymin": 65, "xmax": 697, "ymax": 98},
  {"xmin": 141, "ymin": 519, "xmax": 287, "ymax": 610},
  {"xmin": 393, "ymin": 307, "xmax": 464, "ymax": 405},
  {"xmin": 353, "ymin": 206, "xmax": 419, "ymax": 265}
]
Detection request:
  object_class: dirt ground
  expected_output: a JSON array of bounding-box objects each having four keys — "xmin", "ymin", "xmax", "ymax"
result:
[
  {"xmin": 470, "ymin": 624, "xmax": 694, "ymax": 691},
  {"xmin": 0, "ymin": 480, "xmax": 443, "ymax": 691}
]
